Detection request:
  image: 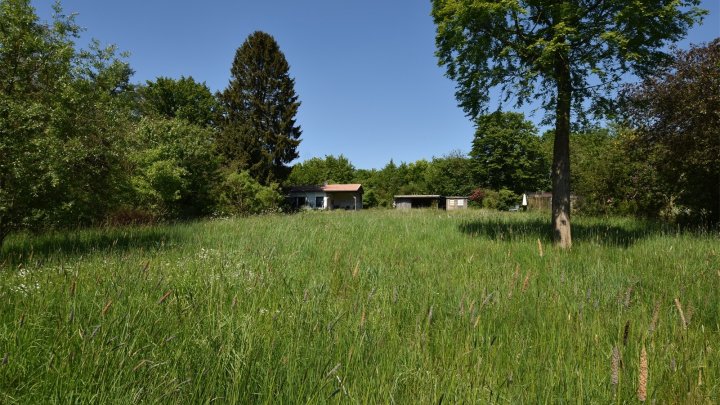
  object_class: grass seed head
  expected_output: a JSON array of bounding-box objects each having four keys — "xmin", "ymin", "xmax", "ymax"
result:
[
  {"xmin": 158, "ymin": 290, "xmax": 172, "ymax": 304},
  {"xmin": 623, "ymin": 286, "xmax": 633, "ymax": 308},
  {"xmin": 537, "ymin": 238, "xmax": 544, "ymax": 257},
  {"xmin": 522, "ymin": 273, "xmax": 530, "ymax": 293},
  {"xmin": 648, "ymin": 301, "xmax": 661, "ymax": 333},
  {"xmin": 611, "ymin": 346, "xmax": 620, "ymax": 386},
  {"xmin": 102, "ymin": 299, "xmax": 113, "ymax": 316},
  {"xmin": 638, "ymin": 346, "xmax": 648, "ymax": 402},
  {"xmin": 674, "ymin": 298, "xmax": 687, "ymax": 330}
]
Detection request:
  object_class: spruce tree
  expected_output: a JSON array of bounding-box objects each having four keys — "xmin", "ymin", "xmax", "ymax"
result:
[{"xmin": 219, "ymin": 31, "xmax": 302, "ymax": 185}]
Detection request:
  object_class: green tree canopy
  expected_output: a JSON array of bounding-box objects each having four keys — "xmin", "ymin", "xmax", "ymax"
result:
[
  {"xmin": 138, "ymin": 76, "xmax": 219, "ymax": 127},
  {"xmin": 287, "ymin": 155, "xmax": 356, "ymax": 186},
  {"xmin": 624, "ymin": 39, "xmax": 720, "ymax": 225},
  {"xmin": 432, "ymin": 0, "xmax": 705, "ymax": 247},
  {"xmin": 219, "ymin": 31, "xmax": 302, "ymax": 185},
  {"xmin": 0, "ymin": 0, "xmax": 133, "ymax": 246},
  {"xmin": 471, "ymin": 112, "xmax": 548, "ymax": 194},
  {"xmin": 129, "ymin": 118, "xmax": 219, "ymax": 218},
  {"xmin": 425, "ymin": 151, "xmax": 475, "ymax": 196}
]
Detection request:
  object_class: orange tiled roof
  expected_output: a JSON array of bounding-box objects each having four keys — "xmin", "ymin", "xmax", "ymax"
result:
[{"xmin": 322, "ymin": 184, "xmax": 362, "ymax": 192}]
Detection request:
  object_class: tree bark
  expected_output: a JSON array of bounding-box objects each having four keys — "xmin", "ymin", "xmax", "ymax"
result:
[{"xmin": 552, "ymin": 50, "xmax": 573, "ymax": 249}]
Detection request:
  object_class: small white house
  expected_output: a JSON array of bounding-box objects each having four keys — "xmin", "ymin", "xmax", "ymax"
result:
[{"xmin": 287, "ymin": 184, "xmax": 363, "ymax": 210}]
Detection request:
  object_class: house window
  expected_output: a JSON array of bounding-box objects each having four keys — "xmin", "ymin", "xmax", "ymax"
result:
[
  {"xmin": 296, "ymin": 196, "xmax": 306, "ymax": 207},
  {"xmin": 458, "ymin": 199, "xmax": 465, "ymax": 206},
  {"xmin": 315, "ymin": 196, "xmax": 324, "ymax": 208}
]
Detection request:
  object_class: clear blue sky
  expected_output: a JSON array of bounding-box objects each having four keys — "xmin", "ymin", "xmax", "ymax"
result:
[{"xmin": 33, "ymin": 1, "xmax": 720, "ymax": 169}]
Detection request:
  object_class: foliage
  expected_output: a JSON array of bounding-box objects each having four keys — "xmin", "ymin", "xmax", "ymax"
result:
[
  {"xmin": 287, "ymin": 155, "xmax": 356, "ymax": 186},
  {"xmin": 138, "ymin": 76, "xmax": 219, "ymax": 127},
  {"xmin": 129, "ymin": 118, "xmax": 219, "ymax": 218},
  {"xmin": 624, "ymin": 39, "xmax": 720, "ymax": 225},
  {"xmin": 219, "ymin": 31, "xmax": 302, "ymax": 185},
  {"xmin": 216, "ymin": 170, "xmax": 283, "ymax": 216},
  {"xmin": 432, "ymin": 0, "xmax": 705, "ymax": 246},
  {"xmin": 2, "ymin": 211, "xmax": 718, "ymax": 402},
  {"xmin": 424, "ymin": 151, "xmax": 475, "ymax": 196},
  {"xmin": 471, "ymin": 112, "xmax": 549, "ymax": 193},
  {"xmin": 542, "ymin": 127, "xmax": 666, "ymax": 217},
  {"xmin": 469, "ymin": 188, "xmax": 486, "ymax": 205},
  {"xmin": 482, "ymin": 189, "xmax": 519, "ymax": 211},
  {"xmin": 432, "ymin": 0, "xmax": 705, "ymax": 122},
  {"xmin": 0, "ymin": 0, "xmax": 133, "ymax": 246}
]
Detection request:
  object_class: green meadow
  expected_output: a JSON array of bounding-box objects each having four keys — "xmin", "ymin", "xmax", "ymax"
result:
[{"xmin": 1, "ymin": 210, "xmax": 718, "ymax": 403}]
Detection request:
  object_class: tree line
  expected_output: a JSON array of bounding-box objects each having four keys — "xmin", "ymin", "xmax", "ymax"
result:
[
  {"xmin": 1, "ymin": 0, "xmax": 717, "ymax": 248},
  {"xmin": 0, "ymin": 1, "xmax": 299, "ymax": 246}
]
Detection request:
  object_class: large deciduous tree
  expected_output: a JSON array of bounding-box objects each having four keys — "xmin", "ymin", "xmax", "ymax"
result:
[
  {"xmin": 138, "ymin": 76, "xmax": 219, "ymax": 128},
  {"xmin": 287, "ymin": 155, "xmax": 356, "ymax": 186},
  {"xmin": 625, "ymin": 39, "xmax": 720, "ymax": 225},
  {"xmin": 432, "ymin": 0, "xmax": 704, "ymax": 248},
  {"xmin": 0, "ymin": 0, "xmax": 132, "ymax": 247},
  {"xmin": 470, "ymin": 112, "xmax": 549, "ymax": 194},
  {"xmin": 219, "ymin": 31, "xmax": 302, "ymax": 185}
]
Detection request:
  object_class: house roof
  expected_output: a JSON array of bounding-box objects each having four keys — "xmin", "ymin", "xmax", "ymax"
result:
[
  {"xmin": 394, "ymin": 195, "xmax": 443, "ymax": 199},
  {"xmin": 288, "ymin": 184, "xmax": 363, "ymax": 193},
  {"xmin": 322, "ymin": 184, "xmax": 363, "ymax": 192}
]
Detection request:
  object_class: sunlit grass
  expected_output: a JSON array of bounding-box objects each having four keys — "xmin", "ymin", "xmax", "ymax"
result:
[{"xmin": 1, "ymin": 210, "xmax": 718, "ymax": 402}]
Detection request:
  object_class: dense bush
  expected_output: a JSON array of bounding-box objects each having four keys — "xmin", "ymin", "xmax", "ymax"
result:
[
  {"xmin": 481, "ymin": 189, "xmax": 519, "ymax": 211},
  {"xmin": 216, "ymin": 171, "xmax": 283, "ymax": 216},
  {"xmin": 129, "ymin": 118, "xmax": 220, "ymax": 218}
]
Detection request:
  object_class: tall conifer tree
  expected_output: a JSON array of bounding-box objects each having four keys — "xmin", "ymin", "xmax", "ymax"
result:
[{"xmin": 219, "ymin": 31, "xmax": 301, "ymax": 185}]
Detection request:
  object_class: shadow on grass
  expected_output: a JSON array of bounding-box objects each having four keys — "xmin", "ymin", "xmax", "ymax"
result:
[
  {"xmin": 0, "ymin": 225, "xmax": 185, "ymax": 267},
  {"xmin": 458, "ymin": 216, "xmax": 666, "ymax": 248}
]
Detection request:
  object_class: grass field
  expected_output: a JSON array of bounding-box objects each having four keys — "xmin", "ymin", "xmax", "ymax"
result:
[{"xmin": 1, "ymin": 209, "xmax": 718, "ymax": 403}]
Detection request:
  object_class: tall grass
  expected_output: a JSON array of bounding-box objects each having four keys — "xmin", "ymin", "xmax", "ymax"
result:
[{"xmin": 1, "ymin": 210, "xmax": 718, "ymax": 403}]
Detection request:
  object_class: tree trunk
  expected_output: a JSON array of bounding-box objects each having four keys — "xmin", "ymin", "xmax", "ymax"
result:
[{"xmin": 552, "ymin": 51, "xmax": 572, "ymax": 249}]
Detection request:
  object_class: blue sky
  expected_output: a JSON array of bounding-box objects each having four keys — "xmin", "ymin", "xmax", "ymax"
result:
[{"xmin": 33, "ymin": 1, "xmax": 720, "ymax": 169}]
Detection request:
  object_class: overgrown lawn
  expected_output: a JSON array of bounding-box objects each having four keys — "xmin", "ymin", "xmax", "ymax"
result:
[{"xmin": 1, "ymin": 210, "xmax": 718, "ymax": 403}]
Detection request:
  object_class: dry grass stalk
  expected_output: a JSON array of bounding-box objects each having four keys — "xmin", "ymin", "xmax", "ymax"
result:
[
  {"xmin": 133, "ymin": 359, "xmax": 149, "ymax": 372},
  {"xmin": 521, "ymin": 273, "xmax": 531, "ymax": 293},
  {"xmin": 648, "ymin": 301, "xmax": 660, "ymax": 333},
  {"xmin": 427, "ymin": 305, "xmax": 434, "ymax": 325},
  {"xmin": 231, "ymin": 295, "xmax": 237, "ymax": 308},
  {"xmin": 508, "ymin": 265, "xmax": 520, "ymax": 298},
  {"xmin": 685, "ymin": 304, "xmax": 694, "ymax": 325},
  {"xmin": 623, "ymin": 287, "xmax": 633, "ymax": 308},
  {"xmin": 674, "ymin": 298, "xmax": 687, "ymax": 330},
  {"xmin": 611, "ymin": 346, "xmax": 620, "ymax": 386},
  {"xmin": 102, "ymin": 299, "xmax": 113, "ymax": 316},
  {"xmin": 352, "ymin": 261, "xmax": 360, "ymax": 278},
  {"xmin": 325, "ymin": 363, "xmax": 341, "ymax": 378},
  {"xmin": 623, "ymin": 320, "xmax": 630, "ymax": 346},
  {"xmin": 333, "ymin": 250, "xmax": 340, "ymax": 264},
  {"xmin": 69, "ymin": 279, "xmax": 77, "ymax": 297},
  {"xmin": 698, "ymin": 367, "xmax": 703, "ymax": 386},
  {"xmin": 638, "ymin": 346, "xmax": 648, "ymax": 402},
  {"xmin": 359, "ymin": 308, "xmax": 366, "ymax": 328},
  {"xmin": 537, "ymin": 238, "xmax": 544, "ymax": 257},
  {"xmin": 158, "ymin": 290, "xmax": 172, "ymax": 304}
]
